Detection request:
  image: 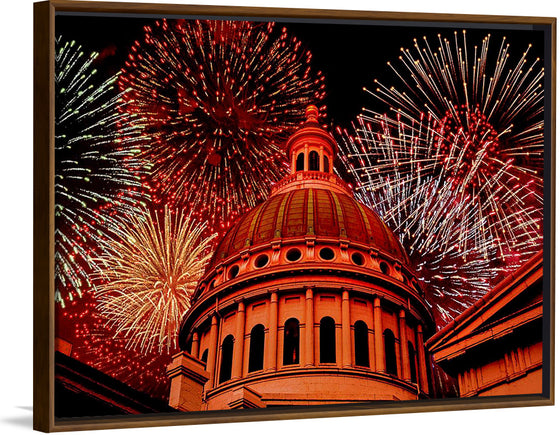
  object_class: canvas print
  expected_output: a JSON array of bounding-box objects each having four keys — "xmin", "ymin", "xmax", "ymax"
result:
[{"xmin": 53, "ymin": 11, "xmax": 548, "ymax": 419}]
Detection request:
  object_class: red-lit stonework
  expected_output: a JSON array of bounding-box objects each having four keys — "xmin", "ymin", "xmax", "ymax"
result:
[
  {"xmin": 427, "ymin": 252, "xmax": 543, "ymax": 398},
  {"xmin": 167, "ymin": 106, "xmax": 436, "ymax": 411}
]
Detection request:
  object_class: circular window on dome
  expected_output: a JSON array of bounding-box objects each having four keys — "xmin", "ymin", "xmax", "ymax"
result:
[
  {"xmin": 351, "ymin": 252, "xmax": 365, "ymax": 266},
  {"xmin": 319, "ymin": 247, "xmax": 335, "ymax": 261},
  {"xmin": 228, "ymin": 265, "xmax": 240, "ymax": 279},
  {"xmin": 379, "ymin": 261, "xmax": 390, "ymax": 275},
  {"xmin": 255, "ymin": 254, "xmax": 269, "ymax": 268},
  {"xmin": 286, "ymin": 248, "xmax": 302, "ymax": 262}
]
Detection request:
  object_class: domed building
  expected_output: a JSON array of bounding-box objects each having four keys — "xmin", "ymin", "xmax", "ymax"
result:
[{"xmin": 166, "ymin": 106, "xmax": 436, "ymax": 411}]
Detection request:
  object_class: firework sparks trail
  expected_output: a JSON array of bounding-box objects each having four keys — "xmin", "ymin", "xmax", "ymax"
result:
[
  {"xmin": 93, "ymin": 206, "xmax": 217, "ymax": 355},
  {"xmin": 56, "ymin": 290, "xmax": 172, "ymax": 399},
  {"xmin": 118, "ymin": 19, "xmax": 326, "ymax": 232},
  {"xmin": 338, "ymin": 32, "xmax": 544, "ymax": 326},
  {"xmin": 368, "ymin": 31, "xmax": 544, "ymax": 195},
  {"xmin": 55, "ymin": 36, "xmax": 146, "ymax": 307},
  {"xmin": 339, "ymin": 118, "xmax": 502, "ymax": 325}
]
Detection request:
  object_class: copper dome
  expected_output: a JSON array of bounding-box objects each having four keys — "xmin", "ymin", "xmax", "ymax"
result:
[
  {"xmin": 211, "ymin": 186, "xmax": 409, "ymax": 267},
  {"xmin": 207, "ymin": 105, "xmax": 409, "ymax": 269}
]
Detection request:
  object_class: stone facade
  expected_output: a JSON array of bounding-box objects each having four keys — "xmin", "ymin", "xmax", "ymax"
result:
[{"xmin": 427, "ymin": 251, "xmax": 543, "ymax": 398}]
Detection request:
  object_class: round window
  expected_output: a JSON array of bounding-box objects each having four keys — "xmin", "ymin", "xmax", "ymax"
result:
[
  {"xmin": 286, "ymin": 248, "xmax": 302, "ymax": 262},
  {"xmin": 319, "ymin": 247, "xmax": 335, "ymax": 261},
  {"xmin": 228, "ymin": 265, "xmax": 240, "ymax": 279},
  {"xmin": 351, "ymin": 252, "xmax": 365, "ymax": 266},
  {"xmin": 379, "ymin": 261, "xmax": 390, "ymax": 275},
  {"xmin": 255, "ymin": 254, "xmax": 269, "ymax": 268}
]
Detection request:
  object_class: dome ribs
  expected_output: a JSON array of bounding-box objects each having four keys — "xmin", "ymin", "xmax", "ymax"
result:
[
  {"xmin": 328, "ymin": 189, "xmax": 347, "ymax": 239},
  {"xmin": 274, "ymin": 191, "xmax": 292, "ymax": 238},
  {"xmin": 230, "ymin": 203, "xmax": 264, "ymax": 252},
  {"xmin": 338, "ymin": 193, "xmax": 368, "ymax": 243},
  {"xmin": 283, "ymin": 189, "xmax": 306, "ymax": 237},
  {"xmin": 253, "ymin": 194, "xmax": 283, "ymax": 244},
  {"xmin": 355, "ymin": 201, "xmax": 376, "ymax": 247},
  {"xmin": 306, "ymin": 189, "xmax": 314, "ymax": 235},
  {"xmin": 315, "ymin": 189, "xmax": 337, "ymax": 237}
]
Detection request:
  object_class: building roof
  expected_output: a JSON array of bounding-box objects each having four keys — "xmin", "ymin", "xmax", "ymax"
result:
[
  {"xmin": 426, "ymin": 250, "xmax": 544, "ymax": 372},
  {"xmin": 210, "ymin": 185, "xmax": 409, "ymax": 267},
  {"xmin": 55, "ymin": 351, "xmax": 177, "ymax": 418},
  {"xmin": 206, "ymin": 104, "xmax": 409, "ymax": 272}
]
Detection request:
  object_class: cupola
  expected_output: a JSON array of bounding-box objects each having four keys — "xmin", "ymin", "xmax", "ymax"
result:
[{"xmin": 287, "ymin": 105, "xmax": 337, "ymax": 174}]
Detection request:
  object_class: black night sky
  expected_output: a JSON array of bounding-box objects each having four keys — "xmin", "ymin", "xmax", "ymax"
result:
[{"xmin": 56, "ymin": 12, "xmax": 547, "ymax": 127}]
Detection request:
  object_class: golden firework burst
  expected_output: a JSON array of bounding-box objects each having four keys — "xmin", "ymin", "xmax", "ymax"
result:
[{"xmin": 94, "ymin": 206, "xmax": 216, "ymax": 354}]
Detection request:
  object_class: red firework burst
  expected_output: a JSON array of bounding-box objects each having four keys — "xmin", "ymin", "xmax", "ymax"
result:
[{"xmin": 118, "ymin": 19, "xmax": 326, "ymax": 232}]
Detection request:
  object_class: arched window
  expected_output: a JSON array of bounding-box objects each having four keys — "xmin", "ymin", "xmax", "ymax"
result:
[
  {"xmin": 309, "ymin": 150, "xmax": 320, "ymax": 171},
  {"xmin": 320, "ymin": 316, "xmax": 336, "ymax": 363},
  {"xmin": 384, "ymin": 329, "xmax": 398, "ymax": 376},
  {"xmin": 248, "ymin": 324, "xmax": 265, "ymax": 373},
  {"xmin": 323, "ymin": 155, "xmax": 330, "ymax": 173},
  {"xmin": 219, "ymin": 335, "xmax": 234, "ymax": 384},
  {"xmin": 283, "ymin": 318, "xmax": 300, "ymax": 365},
  {"xmin": 354, "ymin": 321, "xmax": 369, "ymax": 367},
  {"xmin": 296, "ymin": 152, "xmax": 304, "ymax": 171},
  {"xmin": 200, "ymin": 349, "xmax": 208, "ymax": 369},
  {"xmin": 408, "ymin": 341, "xmax": 417, "ymax": 384},
  {"xmin": 185, "ymin": 337, "xmax": 193, "ymax": 354}
]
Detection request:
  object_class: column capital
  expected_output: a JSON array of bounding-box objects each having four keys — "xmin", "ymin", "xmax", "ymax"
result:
[{"xmin": 207, "ymin": 311, "xmax": 219, "ymax": 324}]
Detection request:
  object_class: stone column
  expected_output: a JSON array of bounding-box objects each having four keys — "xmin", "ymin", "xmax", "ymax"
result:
[
  {"xmin": 399, "ymin": 310, "xmax": 410, "ymax": 381},
  {"xmin": 266, "ymin": 291, "xmax": 278, "ymax": 371},
  {"xmin": 395, "ymin": 333, "xmax": 402, "ymax": 379},
  {"xmin": 304, "ymin": 144, "xmax": 309, "ymax": 171},
  {"xmin": 373, "ymin": 297, "xmax": 384, "ymax": 372},
  {"xmin": 341, "ymin": 289, "xmax": 352, "ymax": 367},
  {"xmin": 305, "ymin": 287, "xmax": 314, "ymax": 367},
  {"xmin": 232, "ymin": 300, "xmax": 245, "ymax": 379},
  {"xmin": 206, "ymin": 313, "xmax": 219, "ymax": 389},
  {"xmin": 319, "ymin": 146, "xmax": 325, "ymax": 172},
  {"xmin": 416, "ymin": 324, "xmax": 429, "ymax": 394},
  {"xmin": 191, "ymin": 331, "xmax": 200, "ymax": 359},
  {"xmin": 368, "ymin": 320, "xmax": 376, "ymax": 370}
]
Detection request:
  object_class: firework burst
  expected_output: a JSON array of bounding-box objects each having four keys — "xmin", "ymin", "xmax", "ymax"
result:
[
  {"xmin": 339, "ymin": 118, "xmax": 496, "ymax": 325},
  {"xmin": 93, "ymin": 206, "xmax": 216, "ymax": 355},
  {"xmin": 338, "ymin": 31, "xmax": 544, "ymax": 325},
  {"xmin": 55, "ymin": 36, "xmax": 146, "ymax": 307},
  {"xmin": 118, "ymin": 19, "xmax": 326, "ymax": 231},
  {"xmin": 367, "ymin": 31, "xmax": 544, "ymax": 218}
]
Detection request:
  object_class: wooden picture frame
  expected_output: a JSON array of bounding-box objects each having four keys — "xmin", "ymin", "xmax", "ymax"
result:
[{"xmin": 33, "ymin": 0, "xmax": 555, "ymax": 432}]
